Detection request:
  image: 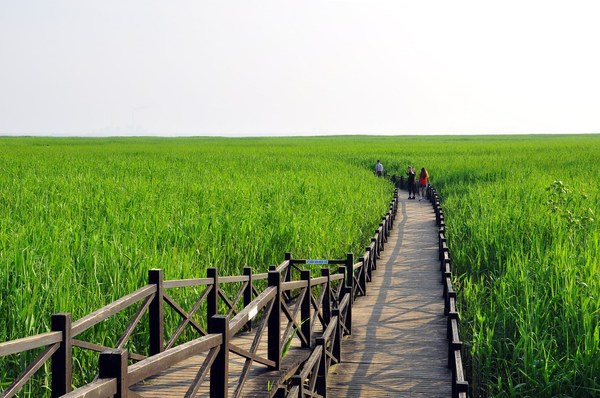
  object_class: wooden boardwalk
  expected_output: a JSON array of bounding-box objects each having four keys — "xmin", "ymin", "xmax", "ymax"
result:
[
  {"xmin": 327, "ymin": 197, "xmax": 452, "ymax": 397},
  {"xmin": 131, "ymin": 323, "xmax": 320, "ymax": 398},
  {"xmin": 131, "ymin": 196, "xmax": 451, "ymax": 397},
  {"xmin": 2, "ymin": 187, "xmax": 466, "ymax": 398}
]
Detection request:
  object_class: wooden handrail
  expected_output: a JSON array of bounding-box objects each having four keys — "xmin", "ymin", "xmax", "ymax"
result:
[
  {"xmin": 0, "ymin": 331, "xmax": 62, "ymax": 357},
  {"xmin": 338, "ymin": 292, "xmax": 350, "ymax": 313},
  {"xmin": 253, "ymin": 272, "xmax": 268, "ymax": 280},
  {"xmin": 163, "ymin": 277, "xmax": 212, "ymax": 288},
  {"xmin": 61, "ymin": 378, "xmax": 117, "ymax": 398},
  {"xmin": 71, "ymin": 284, "xmax": 156, "ymax": 337},
  {"xmin": 454, "ymin": 349, "xmax": 468, "ymax": 396},
  {"xmin": 329, "ymin": 273, "xmax": 344, "ymax": 282},
  {"xmin": 298, "ymin": 345, "xmax": 322, "ymax": 380},
  {"xmin": 71, "ymin": 339, "xmax": 146, "ymax": 362},
  {"xmin": 275, "ymin": 259, "xmax": 290, "ymax": 273},
  {"xmin": 287, "ymin": 385, "xmax": 300, "ymax": 398},
  {"xmin": 321, "ymin": 315, "xmax": 338, "ymax": 342},
  {"xmin": 219, "ymin": 275, "xmax": 250, "ymax": 283},
  {"xmin": 0, "ymin": 343, "xmax": 59, "ymax": 398},
  {"xmin": 428, "ymin": 185, "xmax": 469, "ymax": 397},
  {"xmin": 127, "ymin": 333, "xmax": 222, "ymax": 386},
  {"xmin": 310, "ymin": 276, "xmax": 328, "ymax": 286},
  {"xmin": 229, "ymin": 287, "xmax": 276, "ymax": 335},
  {"xmin": 281, "ymin": 280, "xmax": 308, "ymax": 291}
]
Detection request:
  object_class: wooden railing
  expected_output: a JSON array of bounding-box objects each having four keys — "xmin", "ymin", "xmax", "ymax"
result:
[
  {"xmin": 0, "ymin": 190, "xmax": 399, "ymax": 398},
  {"xmin": 1, "ymin": 182, "xmax": 469, "ymax": 398},
  {"xmin": 428, "ymin": 185, "xmax": 469, "ymax": 398},
  {"xmin": 281, "ymin": 200, "xmax": 395, "ymax": 398}
]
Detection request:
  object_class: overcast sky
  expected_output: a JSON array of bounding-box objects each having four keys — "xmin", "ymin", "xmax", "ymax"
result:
[{"xmin": 1, "ymin": 1, "xmax": 599, "ymax": 136}]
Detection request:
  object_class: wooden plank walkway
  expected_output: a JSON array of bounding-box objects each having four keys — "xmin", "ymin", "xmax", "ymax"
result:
[
  {"xmin": 131, "ymin": 317, "xmax": 321, "ymax": 397},
  {"xmin": 327, "ymin": 197, "xmax": 452, "ymax": 397},
  {"xmin": 130, "ymin": 195, "xmax": 451, "ymax": 397}
]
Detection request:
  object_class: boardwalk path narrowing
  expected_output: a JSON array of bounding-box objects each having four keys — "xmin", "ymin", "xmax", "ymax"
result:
[
  {"xmin": 327, "ymin": 197, "xmax": 452, "ymax": 397},
  {"xmin": 0, "ymin": 185, "xmax": 467, "ymax": 398},
  {"xmin": 130, "ymin": 196, "xmax": 451, "ymax": 397}
]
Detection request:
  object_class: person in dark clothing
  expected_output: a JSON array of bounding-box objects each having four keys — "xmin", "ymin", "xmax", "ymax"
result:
[{"xmin": 406, "ymin": 166, "xmax": 416, "ymax": 199}]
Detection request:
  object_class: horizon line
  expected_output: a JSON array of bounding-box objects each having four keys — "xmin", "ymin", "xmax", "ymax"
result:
[{"xmin": 1, "ymin": 132, "xmax": 599, "ymax": 139}]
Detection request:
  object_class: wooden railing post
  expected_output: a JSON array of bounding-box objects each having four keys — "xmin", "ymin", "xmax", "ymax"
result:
[
  {"xmin": 291, "ymin": 375, "xmax": 303, "ymax": 397},
  {"xmin": 300, "ymin": 270, "xmax": 312, "ymax": 348},
  {"xmin": 243, "ymin": 267, "xmax": 253, "ymax": 331},
  {"xmin": 268, "ymin": 270, "xmax": 281, "ymax": 369},
  {"xmin": 439, "ymin": 233, "xmax": 445, "ymax": 261},
  {"xmin": 207, "ymin": 267, "xmax": 219, "ymax": 332},
  {"xmin": 441, "ymin": 247, "xmax": 449, "ymax": 272},
  {"xmin": 284, "ymin": 252, "xmax": 292, "ymax": 283},
  {"xmin": 447, "ymin": 311, "xmax": 459, "ymax": 344},
  {"xmin": 344, "ymin": 253, "xmax": 354, "ymax": 335},
  {"xmin": 316, "ymin": 337, "xmax": 327, "ymax": 397},
  {"xmin": 209, "ymin": 315, "xmax": 229, "ymax": 398},
  {"xmin": 370, "ymin": 237, "xmax": 378, "ymax": 269},
  {"xmin": 284, "ymin": 252, "xmax": 292, "ymax": 303},
  {"xmin": 332, "ymin": 308, "xmax": 342, "ymax": 362},
  {"xmin": 321, "ymin": 268, "xmax": 331, "ymax": 325},
  {"xmin": 98, "ymin": 349, "xmax": 128, "ymax": 398},
  {"xmin": 359, "ymin": 256, "xmax": 367, "ymax": 296},
  {"xmin": 51, "ymin": 313, "xmax": 72, "ymax": 397},
  {"xmin": 365, "ymin": 247, "xmax": 373, "ymax": 280},
  {"xmin": 445, "ymin": 291, "xmax": 457, "ymax": 317},
  {"xmin": 345, "ymin": 253, "xmax": 354, "ymax": 304},
  {"xmin": 442, "ymin": 258, "xmax": 451, "ymax": 284},
  {"xmin": 450, "ymin": 339, "xmax": 462, "ymax": 375},
  {"xmin": 336, "ymin": 266, "xmax": 346, "ymax": 304},
  {"xmin": 148, "ymin": 269, "xmax": 164, "ymax": 356},
  {"xmin": 339, "ymin": 278, "xmax": 352, "ymax": 335}
]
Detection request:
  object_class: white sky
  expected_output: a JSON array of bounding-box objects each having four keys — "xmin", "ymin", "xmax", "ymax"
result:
[{"xmin": 1, "ymin": 0, "xmax": 599, "ymax": 136}]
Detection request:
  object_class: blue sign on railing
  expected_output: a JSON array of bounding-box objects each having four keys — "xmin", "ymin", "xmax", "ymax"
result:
[{"xmin": 306, "ymin": 259, "xmax": 329, "ymax": 265}]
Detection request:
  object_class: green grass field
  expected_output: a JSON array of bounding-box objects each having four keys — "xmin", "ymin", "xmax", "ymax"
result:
[{"xmin": 1, "ymin": 135, "xmax": 599, "ymax": 397}]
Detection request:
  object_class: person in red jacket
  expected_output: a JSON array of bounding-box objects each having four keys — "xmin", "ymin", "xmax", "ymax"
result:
[{"xmin": 418, "ymin": 167, "xmax": 429, "ymax": 201}]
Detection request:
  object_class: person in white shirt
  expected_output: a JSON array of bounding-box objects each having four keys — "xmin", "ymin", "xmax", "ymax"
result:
[{"xmin": 375, "ymin": 160, "xmax": 384, "ymax": 177}]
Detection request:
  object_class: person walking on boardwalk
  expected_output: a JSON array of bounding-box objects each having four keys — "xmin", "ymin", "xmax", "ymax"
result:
[
  {"xmin": 375, "ymin": 160, "xmax": 384, "ymax": 177},
  {"xmin": 418, "ymin": 167, "xmax": 429, "ymax": 201},
  {"xmin": 406, "ymin": 166, "xmax": 416, "ymax": 199}
]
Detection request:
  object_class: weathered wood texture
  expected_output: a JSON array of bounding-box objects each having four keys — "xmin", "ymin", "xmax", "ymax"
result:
[
  {"xmin": 328, "ymin": 197, "xmax": 452, "ymax": 397},
  {"xmin": 130, "ymin": 319, "xmax": 319, "ymax": 397}
]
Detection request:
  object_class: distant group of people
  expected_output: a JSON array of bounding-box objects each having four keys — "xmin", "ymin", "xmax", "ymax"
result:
[
  {"xmin": 374, "ymin": 160, "xmax": 429, "ymax": 201},
  {"xmin": 406, "ymin": 166, "xmax": 429, "ymax": 201}
]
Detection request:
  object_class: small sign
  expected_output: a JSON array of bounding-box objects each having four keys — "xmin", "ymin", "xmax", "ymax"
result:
[
  {"xmin": 306, "ymin": 259, "xmax": 329, "ymax": 265},
  {"xmin": 248, "ymin": 306, "xmax": 258, "ymax": 320}
]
